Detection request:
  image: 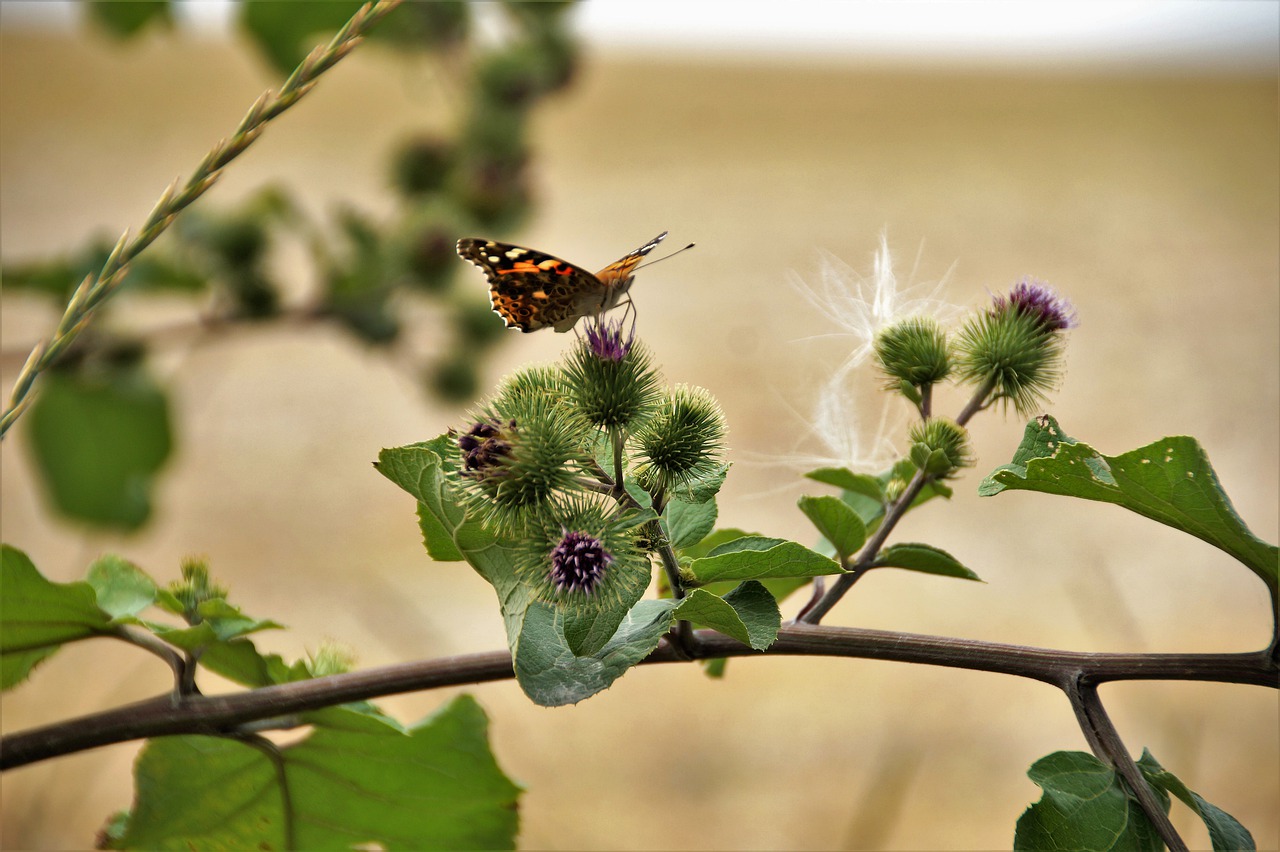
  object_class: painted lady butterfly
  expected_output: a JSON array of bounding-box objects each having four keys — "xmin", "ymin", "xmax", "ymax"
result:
[{"xmin": 455, "ymin": 232, "xmax": 668, "ymax": 333}]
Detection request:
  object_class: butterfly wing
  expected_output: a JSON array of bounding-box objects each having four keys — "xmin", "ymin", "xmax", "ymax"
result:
[
  {"xmin": 456, "ymin": 231, "xmax": 669, "ymax": 333},
  {"xmin": 456, "ymin": 238, "xmax": 605, "ymax": 333}
]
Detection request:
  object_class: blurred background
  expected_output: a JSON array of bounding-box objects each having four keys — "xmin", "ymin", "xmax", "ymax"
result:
[{"xmin": 2, "ymin": 1, "xmax": 1276, "ymax": 848}]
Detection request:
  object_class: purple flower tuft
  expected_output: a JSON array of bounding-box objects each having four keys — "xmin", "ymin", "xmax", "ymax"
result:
[
  {"xmin": 549, "ymin": 529, "xmax": 613, "ymax": 595},
  {"xmin": 458, "ymin": 419, "xmax": 515, "ymax": 477},
  {"xmin": 584, "ymin": 318, "xmax": 633, "ymax": 362},
  {"xmin": 993, "ymin": 279, "xmax": 1077, "ymax": 332}
]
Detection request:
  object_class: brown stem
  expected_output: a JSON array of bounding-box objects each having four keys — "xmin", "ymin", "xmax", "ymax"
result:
[{"xmin": 4, "ymin": 627, "xmax": 1273, "ymax": 770}]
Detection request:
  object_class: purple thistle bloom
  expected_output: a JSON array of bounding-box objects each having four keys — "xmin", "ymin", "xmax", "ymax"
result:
[
  {"xmin": 584, "ymin": 318, "xmax": 633, "ymax": 362},
  {"xmin": 549, "ymin": 529, "xmax": 614, "ymax": 595},
  {"xmin": 458, "ymin": 419, "xmax": 515, "ymax": 477},
  {"xmin": 993, "ymin": 279, "xmax": 1077, "ymax": 332}
]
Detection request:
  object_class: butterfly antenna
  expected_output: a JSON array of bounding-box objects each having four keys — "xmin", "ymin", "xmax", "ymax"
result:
[{"xmin": 633, "ymin": 241, "xmax": 696, "ymax": 273}]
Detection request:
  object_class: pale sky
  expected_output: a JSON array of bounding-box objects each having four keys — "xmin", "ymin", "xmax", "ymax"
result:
[{"xmin": 3, "ymin": 0, "xmax": 1277, "ymax": 70}]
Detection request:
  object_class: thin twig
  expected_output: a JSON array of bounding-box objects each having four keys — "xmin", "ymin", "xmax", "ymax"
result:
[
  {"xmin": 0, "ymin": 0, "xmax": 403, "ymax": 439},
  {"xmin": 3, "ymin": 627, "xmax": 1273, "ymax": 770}
]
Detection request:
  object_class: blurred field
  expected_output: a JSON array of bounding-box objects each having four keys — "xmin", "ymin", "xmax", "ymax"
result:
[{"xmin": 1, "ymin": 23, "xmax": 1277, "ymax": 851}]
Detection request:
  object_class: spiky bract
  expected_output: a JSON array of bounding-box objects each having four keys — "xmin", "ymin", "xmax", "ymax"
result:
[
  {"xmin": 954, "ymin": 293, "xmax": 1070, "ymax": 414},
  {"xmin": 874, "ymin": 316, "xmax": 952, "ymax": 387},
  {"xmin": 455, "ymin": 387, "xmax": 591, "ymax": 533},
  {"xmin": 564, "ymin": 321, "xmax": 663, "ymax": 431},
  {"xmin": 908, "ymin": 417, "xmax": 973, "ymax": 479},
  {"xmin": 632, "ymin": 384, "xmax": 727, "ymax": 497}
]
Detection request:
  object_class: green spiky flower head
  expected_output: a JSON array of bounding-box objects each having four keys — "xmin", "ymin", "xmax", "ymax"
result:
[
  {"xmin": 564, "ymin": 318, "xmax": 663, "ymax": 432},
  {"xmin": 874, "ymin": 316, "xmax": 951, "ymax": 388},
  {"xmin": 954, "ymin": 279, "xmax": 1076, "ymax": 414},
  {"xmin": 907, "ymin": 416, "xmax": 973, "ymax": 480},
  {"xmin": 516, "ymin": 496, "xmax": 655, "ymax": 656},
  {"xmin": 455, "ymin": 383, "xmax": 591, "ymax": 533},
  {"xmin": 632, "ymin": 384, "xmax": 727, "ymax": 499}
]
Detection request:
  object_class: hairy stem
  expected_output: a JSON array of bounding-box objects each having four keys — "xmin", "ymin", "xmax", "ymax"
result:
[
  {"xmin": 4, "ymin": 628, "xmax": 1273, "ymax": 770},
  {"xmin": 0, "ymin": 0, "xmax": 402, "ymax": 439}
]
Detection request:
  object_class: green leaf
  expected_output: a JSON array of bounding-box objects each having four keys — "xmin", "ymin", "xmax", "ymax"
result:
[
  {"xmin": 666, "ymin": 496, "xmax": 718, "ymax": 549},
  {"xmin": 377, "ymin": 438, "xmax": 531, "ymax": 651},
  {"xmin": 678, "ymin": 527, "xmax": 753, "ymax": 561},
  {"xmin": 674, "ymin": 581, "xmax": 780, "ymax": 650},
  {"xmin": 239, "ymin": 0, "xmax": 367, "ymax": 75},
  {"xmin": 1015, "ymin": 751, "xmax": 1166, "ymax": 852},
  {"xmin": 87, "ymin": 0, "xmax": 173, "ymax": 38},
  {"xmin": 677, "ymin": 462, "xmax": 730, "ymax": 505},
  {"xmin": 26, "ymin": 366, "xmax": 173, "ymax": 531},
  {"xmin": 686, "ymin": 536, "xmax": 845, "ymax": 585},
  {"xmin": 514, "ymin": 600, "xmax": 676, "ymax": 707},
  {"xmin": 106, "ymin": 697, "xmax": 520, "ymax": 850},
  {"xmin": 1136, "ymin": 750, "xmax": 1255, "ymax": 851},
  {"xmin": 195, "ymin": 637, "xmax": 291, "ymax": 688},
  {"xmin": 797, "ymin": 494, "xmax": 867, "ymax": 560},
  {"xmin": 805, "ymin": 467, "xmax": 887, "ymax": 504},
  {"xmin": 874, "ymin": 543, "xmax": 981, "ymax": 581},
  {"xmin": 1, "ymin": 545, "xmax": 112, "ymax": 690},
  {"xmin": 86, "ymin": 554, "xmax": 158, "ymax": 621},
  {"xmin": 982, "ymin": 416, "xmax": 1279, "ymax": 595}
]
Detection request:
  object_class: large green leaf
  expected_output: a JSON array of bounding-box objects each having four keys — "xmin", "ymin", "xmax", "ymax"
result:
[
  {"xmin": 1136, "ymin": 750, "xmax": 1255, "ymax": 851},
  {"xmin": 1, "ymin": 545, "xmax": 112, "ymax": 690},
  {"xmin": 797, "ymin": 494, "xmax": 867, "ymax": 560},
  {"xmin": 1015, "ymin": 751, "xmax": 1166, "ymax": 852},
  {"xmin": 102, "ymin": 697, "xmax": 520, "ymax": 850},
  {"xmin": 673, "ymin": 581, "xmax": 780, "ymax": 650},
  {"xmin": 665, "ymin": 495, "xmax": 718, "ymax": 550},
  {"xmin": 86, "ymin": 555, "xmax": 158, "ymax": 621},
  {"xmin": 981, "ymin": 416, "xmax": 1278, "ymax": 594},
  {"xmin": 376, "ymin": 439, "xmax": 531, "ymax": 651},
  {"xmin": 873, "ymin": 543, "xmax": 981, "ymax": 581},
  {"xmin": 514, "ymin": 600, "xmax": 676, "ymax": 707},
  {"xmin": 26, "ymin": 367, "xmax": 173, "ymax": 531},
  {"xmin": 686, "ymin": 536, "xmax": 845, "ymax": 585}
]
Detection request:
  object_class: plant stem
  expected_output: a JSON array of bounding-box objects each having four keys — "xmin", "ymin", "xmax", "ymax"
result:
[
  {"xmin": 0, "ymin": 0, "xmax": 402, "ymax": 439},
  {"xmin": 798, "ymin": 469, "xmax": 928, "ymax": 624},
  {"xmin": 4, "ymin": 628, "xmax": 1273, "ymax": 770},
  {"xmin": 1066, "ymin": 678, "xmax": 1188, "ymax": 852}
]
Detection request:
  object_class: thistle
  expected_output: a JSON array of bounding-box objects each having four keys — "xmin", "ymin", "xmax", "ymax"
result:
[
  {"xmin": 954, "ymin": 278, "xmax": 1076, "ymax": 414},
  {"xmin": 632, "ymin": 384, "xmax": 727, "ymax": 500},
  {"xmin": 564, "ymin": 318, "xmax": 663, "ymax": 432}
]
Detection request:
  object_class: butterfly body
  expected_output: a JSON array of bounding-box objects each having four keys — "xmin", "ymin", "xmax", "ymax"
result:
[{"xmin": 456, "ymin": 232, "xmax": 668, "ymax": 332}]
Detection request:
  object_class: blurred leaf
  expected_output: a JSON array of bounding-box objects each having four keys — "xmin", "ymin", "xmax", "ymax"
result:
[
  {"xmin": 1015, "ymin": 751, "xmax": 1166, "ymax": 852},
  {"xmin": 981, "ymin": 416, "xmax": 1278, "ymax": 596},
  {"xmin": 239, "ymin": 0, "xmax": 366, "ymax": 75},
  {"xmin": 26, "ymin": 365, "xmax": 172, "ymax": 531},
  {"xmin": 674, "ymin": 581, "xmax": 779, "ymax": 650},
  {"xmin": 86, "ymin": 554, "xmax": 158, "ymax": 620},
  {"xmin": 687, "ymin": 536, "xmax": 844, "ymax": 585},
  {"xmin": 665, "ymin": 496, "xmax": 717, "ymax": 550},
  {"xmin": 86, "ymin": 0, "xmax": 172, "ymax": 38},
  {"xmin": 1136, "ymin": 750, "xmax": 1255, "ymax": 851},
  {"xmin": 104, "ymin": 697, "xmax": 520, "ymax": 850},
  {"xmin": 874, "ymin": 543, "xmax": 981, "ymax": 581},
  {"xmin": 514, "ymin": 600, "xmax": 675, "ymax": 707},
  {"xmin": 0, "ymin": 545, "xmax": 112, "ymax": 690},
  {"xmin": 797, "ymin": 494, "xmax": 867, "ymax": 560}
]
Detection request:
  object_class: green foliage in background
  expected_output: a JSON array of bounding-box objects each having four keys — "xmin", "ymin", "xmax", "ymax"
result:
[{"xmin": 7, "ymin": 0, "xmax": 581, "ymax": 531}]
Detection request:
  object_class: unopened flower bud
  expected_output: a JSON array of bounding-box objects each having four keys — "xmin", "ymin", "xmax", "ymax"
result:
[
  {"xmin": 874, "ymin": 316, "xmax": 951, "ymax": 387},
  {"xmin": 908, "ymin": 417, "xmax": 973, "ymax": 479},
  {"xmin": 632, "ymin": 385, "xmax": 727, "ymax": 496}
]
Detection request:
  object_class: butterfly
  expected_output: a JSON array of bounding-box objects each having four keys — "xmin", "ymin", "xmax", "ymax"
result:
[{"xmin": 455, "ymin": 232, "xmax": 668, "ymax": 333}]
